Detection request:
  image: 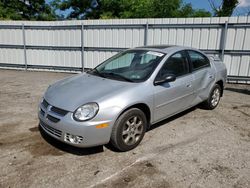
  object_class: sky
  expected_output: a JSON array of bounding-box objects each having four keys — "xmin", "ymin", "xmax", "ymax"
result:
[
  {"xmin": 184, "ymin": 0, "xmax": 214, "ymax": 12},
  {"xmin": 47, "ymin": 0, "xmax": 250, "ymax": 17},
  {"xmin": 185, "ymin": 0, "xmax": 250, "ymax": 15}
]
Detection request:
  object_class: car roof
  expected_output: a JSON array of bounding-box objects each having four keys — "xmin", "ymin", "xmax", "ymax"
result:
[{"xmin": 134, "ymin": 45, "xmax": 188, "ymax": 54}]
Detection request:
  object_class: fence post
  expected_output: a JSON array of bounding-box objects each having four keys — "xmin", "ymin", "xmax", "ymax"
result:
[
  {"xmin": 220, "ymin": 21, "xmax": 228, "ymax": 61},
  {"xmin": 22, "ymin": 23, "xmax": 27, "ymax": 71},
  {"xmin": 81, "ymin": 23, "xmax": 85, "ymax": 72},
  {"xmin": 144, "ymin": 22, "xmax": 148, "ymax": 46}
]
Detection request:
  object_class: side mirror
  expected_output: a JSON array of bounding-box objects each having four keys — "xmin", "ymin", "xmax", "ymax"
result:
[{"xmin": 154, "ymin": 74, "xmax": 176, "ymax": 85}]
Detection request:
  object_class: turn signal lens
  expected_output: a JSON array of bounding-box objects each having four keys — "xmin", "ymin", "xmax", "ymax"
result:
[{"xmin": 95, "ymin": 123, "xmax": 109, "ymax": 129}]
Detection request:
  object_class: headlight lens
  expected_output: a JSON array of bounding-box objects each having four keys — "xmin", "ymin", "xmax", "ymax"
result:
[{"xmin": 73, "ymin": 103, "xmax": 99, "ymax": 121}]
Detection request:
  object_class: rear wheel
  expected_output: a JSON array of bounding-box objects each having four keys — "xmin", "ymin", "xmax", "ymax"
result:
[
  {"xmin": 203, "ymin": 84, "xmax": 221, "ymax": 110},
  {"xmin": 110, "ymin": 108, "xmax": 147, "ymax": 151}
]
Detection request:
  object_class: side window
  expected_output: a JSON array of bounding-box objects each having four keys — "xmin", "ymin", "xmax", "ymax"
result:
[
  {"xmin": 158, "ymin": 51, "xmax": 189, "ymax": 78},
  {"xmin": 188, "ymin": 50, "xmax": 210, "ymax": 70},
  {"xmin": 104, "ymin": 53, "xmax": 134, "ymax": 70}
]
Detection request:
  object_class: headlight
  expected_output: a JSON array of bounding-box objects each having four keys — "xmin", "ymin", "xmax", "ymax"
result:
[{"xmin": 73, "ymin": 102, "xmax": 99, "ymax": 121}]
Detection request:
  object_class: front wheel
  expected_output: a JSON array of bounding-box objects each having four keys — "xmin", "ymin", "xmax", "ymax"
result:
[
  {"xmin": 203, "ymin": 84, "xmax": 221, "ymax": 110},
  {"xmin": 110, "ymin": 108, "xmax": 147, "ymax": 152}
]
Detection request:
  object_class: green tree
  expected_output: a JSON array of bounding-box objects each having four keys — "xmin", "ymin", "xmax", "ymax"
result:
[
  {"xmin": 178, "ymin": 3, "xmax": 211, "ymax": 17},
  {"xmin": 208, "ymin": 0, "xmax": 238, "ymax": 16},
  {"xmin": 52, "ymin": 0, "xmax": 98, "ymax": 19},
  {"xmin": 0, "ymin": 0, "xmax": 56, "ymax": 20},
  {"xmin": 53, "ymin": 0, "xmax": 211, "ymax": 19}
]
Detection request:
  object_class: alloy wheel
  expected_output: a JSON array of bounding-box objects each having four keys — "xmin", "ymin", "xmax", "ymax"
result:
[
  {"xmin": 211, "ymin": 88, "xmax": 220, "ymax": 107},
  {"xmin": 122, "ymin": 116, "xmax": 143, "ymax": 145}
]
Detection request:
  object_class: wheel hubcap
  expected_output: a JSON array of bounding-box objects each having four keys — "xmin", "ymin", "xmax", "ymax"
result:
[
  {"xmin": 122, "ymin": 116, "xmax": 143, "ymax": 145},
  {"xmin": 211, "ymin": 88, "xmax": 220, "ymax": 107}
]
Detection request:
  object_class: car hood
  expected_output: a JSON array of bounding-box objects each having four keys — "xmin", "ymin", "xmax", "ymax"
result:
[{"xmin": 44, "ymin": 73, "xmax": 133, "ymax": 112}]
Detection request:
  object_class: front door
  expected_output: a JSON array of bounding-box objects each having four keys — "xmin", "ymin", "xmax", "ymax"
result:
[{"xmin": 153, "ymin": 51, "xmax": 194, "ymax": 122}]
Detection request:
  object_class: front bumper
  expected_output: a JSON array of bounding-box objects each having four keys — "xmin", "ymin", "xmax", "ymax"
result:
[{"xmin": 38, "ymin": 104, "xmax": 113, "ymax": 148}]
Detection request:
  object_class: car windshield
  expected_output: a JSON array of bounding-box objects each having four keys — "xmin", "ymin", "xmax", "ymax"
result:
[{"xmin": 88, "ymin": 50, "xmax": 165, "ymax": 82}]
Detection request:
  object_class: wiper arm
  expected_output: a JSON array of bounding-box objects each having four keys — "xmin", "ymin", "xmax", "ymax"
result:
[
  {"xmin": 88, "ymin": 69, "xmax": 133, "ymax": 82},
  {"xmin": 103, "ymin": 72, "xmax": 134, "ymax": 82},
  {"xmin": 88, "ymin": 68, "xmax": 106, "ymax": 78}
]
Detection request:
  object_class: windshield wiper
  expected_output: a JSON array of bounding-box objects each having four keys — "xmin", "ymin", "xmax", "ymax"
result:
[
  {"xmin": 102, "ymin": 72, "xmax": 134, "ymax": 82},
  {"xmin": 88, "ymin": 69, "xmax": 133, "ymax": 82},
  {"xmin": 88, "ymin": 68, "xmax": 105, "ymax": 78}
]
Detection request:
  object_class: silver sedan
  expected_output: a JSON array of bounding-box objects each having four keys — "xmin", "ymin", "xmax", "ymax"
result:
[{"xmin": 38, "ymin": 45, "xmax": 227, "ymax": 151}]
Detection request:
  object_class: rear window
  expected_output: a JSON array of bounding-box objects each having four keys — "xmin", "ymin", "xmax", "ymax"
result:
[{"xmin": 188, "ymin": 50, "xmax": 210, "ymax": 70}]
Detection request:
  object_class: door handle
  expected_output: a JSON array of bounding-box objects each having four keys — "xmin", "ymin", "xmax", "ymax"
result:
[
  {"xmin": 186, "ymin": 83, "xmax": 192, "ymax": 88},
  {"xmin": 209, "ymin": 75, "xmax": 214, "ymax": 79}
]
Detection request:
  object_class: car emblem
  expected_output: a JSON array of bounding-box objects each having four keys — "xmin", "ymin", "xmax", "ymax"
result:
[{"xmin": 45, "ymin": 105, "xmax": 52, "ymax": 118}]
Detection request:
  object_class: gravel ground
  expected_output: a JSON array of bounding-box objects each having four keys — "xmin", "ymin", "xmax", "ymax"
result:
[{"xmin": 0, "ymin": 69, "xmax": 249, "ymax": 188}]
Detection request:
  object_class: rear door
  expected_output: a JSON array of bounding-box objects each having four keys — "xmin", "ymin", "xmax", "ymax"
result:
[
  {"xmin": 153, "ymin": 51, "xmax": 195, "ymax": 122},
  {"xmin": 187, "ymin": 50, "xmax": 215, "ymax": 104}
]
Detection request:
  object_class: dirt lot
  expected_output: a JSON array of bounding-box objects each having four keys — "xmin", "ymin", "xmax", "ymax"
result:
[{"xmin": 0, "ymin": 69, "xmax": 249, "ymax": 188}]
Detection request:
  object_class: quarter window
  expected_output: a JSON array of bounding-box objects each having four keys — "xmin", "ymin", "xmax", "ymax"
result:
[
  {"xmin": 188, "ymin": 50, "xmax": 210, "ymax": 70},
  {"xmin": 158, "ymin": 51, "xmax": 189, "ymax": 78}
]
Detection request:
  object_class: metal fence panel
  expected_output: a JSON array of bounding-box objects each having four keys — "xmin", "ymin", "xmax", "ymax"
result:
[{"xmin": 0, "ymin": 17, "xmax": 250, "ymax": 83}]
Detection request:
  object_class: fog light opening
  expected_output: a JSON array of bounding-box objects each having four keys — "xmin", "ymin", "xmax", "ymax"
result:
[
  {"xmin": 69, "ymin": 135, "xmax": 78, "ymax": 143},
  {"xmin": 65, "ymin": 133, "xmax": 83, "ymax": 144}
]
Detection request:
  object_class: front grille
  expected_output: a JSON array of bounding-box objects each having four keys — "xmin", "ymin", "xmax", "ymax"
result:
[
  {"xmin": 47, "ymin": 114, "xmax": 60, "ymax": 123},
  {"xmin": 40, "ymin": 108, "xmax": 45, "ymax": 116},
  {"xmin": 40, "ymin": 99, "xmax": 69, "ymax": 123},
  {"xmin": 40, "ymin": 121, "xmax": 62, "ymax": 138},
  {"xmin": 51, "ymin": 106, "xmax": 68, "ymax": 116},
  {"xmin": 42, "ymin": 99, "xmax": 49, "ymax": 108}
]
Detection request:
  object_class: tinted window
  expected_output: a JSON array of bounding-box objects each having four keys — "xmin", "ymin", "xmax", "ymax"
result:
[
  {"xmin": 158, "ymin": 51, "xmax": 189, "ymax": 78},
  {"xmin": 188, "ymin": 50, "xmax": 210, "ymax": 70},
  {"xmin": 91, "ymin": 50, "xmax": 165, "ymax": 82}
]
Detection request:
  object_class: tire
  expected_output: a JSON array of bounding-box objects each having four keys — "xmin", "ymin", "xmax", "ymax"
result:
[
  {"xmin": 110, "ymin": 108, "xmax": 147, "ymax": 152},
  {"xmin": 203, "ymin": 84, "xmax": 222, "ymax": 110}
]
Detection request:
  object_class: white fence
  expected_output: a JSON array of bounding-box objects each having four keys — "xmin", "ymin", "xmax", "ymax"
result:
[{"xmin": 0, "ymin": 17, "xmax": 250, "ymax": 82}]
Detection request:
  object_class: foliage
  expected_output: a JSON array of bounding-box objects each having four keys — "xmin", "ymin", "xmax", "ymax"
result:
[
  {"xmin": 208, "ymin": 0, "xmax": 239, "ymax": 16},
  {"xmin": 178, "ymin": 3, "xmax": 211, "ymax": 17},
  {"xmin": 53, "ymin": 0, "xmax": 212, "ymax": 20},
  {"xmin": 0, "ymin": 0, "xmax": 56, "ymax": 20}
]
